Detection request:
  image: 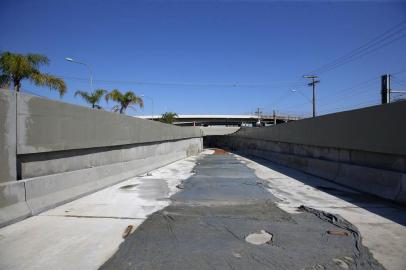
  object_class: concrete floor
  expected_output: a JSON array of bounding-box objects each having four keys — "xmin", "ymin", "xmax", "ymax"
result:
[
  {"xmin": 236, "ymin": 154, "xmax": 406, "ymax": 270},
  {"xmin": 0, "ymin": 151, "xmax": 209, "ymax": 270},
  {"xmin": 0, "ymin": 149, "xmax": 405, "ymax": 270}
]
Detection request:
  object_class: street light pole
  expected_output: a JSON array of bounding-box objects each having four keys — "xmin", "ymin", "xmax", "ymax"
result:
[
  {"xmin": 303, "ymin": 75, "xmax": 320, "ymax": 118},
  {"xmin": 141, "ymin": 95, "xmax": 154, "ymax": 119},
  {"xmin": 65, "ymin": 57, "xmax": 93, "ymax": 92}
]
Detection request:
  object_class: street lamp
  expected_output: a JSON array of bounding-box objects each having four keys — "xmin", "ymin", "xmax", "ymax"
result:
[
  {"xmin": 303, "ymin": 75, "xmax": 320, "ymax": 118},
  {"xmin": 141, "ymin": 94, "xmax": 154, "ymax": 119},
  {"xmin": 65, "ymin": 57, "xmax": 93, "ymax": 92}
]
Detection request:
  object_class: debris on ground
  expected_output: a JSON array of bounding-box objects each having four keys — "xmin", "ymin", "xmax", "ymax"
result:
[
  {"xmin": 122, "ymin": 225, "xmax": 133, "ymax": 239},
  {"xmin": 327, "ymin": 230, "xmax": 349, "ymax": 237},
  {"xmin": 213, "ymin": 148, "xmax": 227, "ymax": 155}
]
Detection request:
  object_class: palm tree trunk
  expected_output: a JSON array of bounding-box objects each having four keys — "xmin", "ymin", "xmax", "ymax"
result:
[
  {"xmin": 119, "ymin": 106, "xmax": 125, "ymax": 114},
  {"xmin": 13, "ymin": 79, "xmax": 21, "ymax": 92},
  {"xmin": 92, "ymin": 104, "xmax": 95, "ymax": 109}
]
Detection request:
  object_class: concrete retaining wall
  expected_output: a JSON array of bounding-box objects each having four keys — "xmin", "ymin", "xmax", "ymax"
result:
[
  {"xmin": 206, "ymin": 101, "xmax": 406, "ymax": 204},
  {"xmin": 231, "ymin": 101, "xmax": 406, "ymax": 156},
  {"xmin": 200, "ymin": 126, "xmax": 240, "ymax": 136},
  {"xmin": 0, "ymin": 90, "xmax": 203, "ymax": 227},
  {"xmin": 16, "ymin": 93, "xmax": 201, "ymax": 155},
  {"xmin": 0, "ymin": 91, "xmax": 16, "ymax": 182}
]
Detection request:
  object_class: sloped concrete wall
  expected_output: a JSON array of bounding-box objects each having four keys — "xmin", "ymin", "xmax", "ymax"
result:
[
  {"xmin": 0, "ymin": 90, "xmax": 203, "ymax": 227},
  {"xmin": 16, "ymin": 93, "xmax": 201, "ymax": 154},
  {"xmin": 206, "ymin": 101, "xmax": 406, "ymax": 204},
  {"xmin": 233, "ymin": 101, "xmax": 406, "ymax": 156},
  {"xmin": 200, "ymin": 126, "xmax": 240, "ymax": 136}
]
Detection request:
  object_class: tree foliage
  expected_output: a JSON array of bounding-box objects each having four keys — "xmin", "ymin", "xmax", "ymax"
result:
[
  {"xmin": 105, "ymin": 89, "xmax": 144, "ymax": 114},
  {"xmin": 74, "ymin": 89, "xmax": 107, "ymax": 109},
  {"xmin": 160, "ymin": 112, "xmax": 178, "ymax": 124},
  {"xmin": 0, "ymin": 51, "xmax": 66, "ymax": 96}
]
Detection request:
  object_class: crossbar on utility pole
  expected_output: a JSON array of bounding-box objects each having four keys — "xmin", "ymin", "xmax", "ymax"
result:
[
  {"xmin": 381, "ymin": 74, "xmax": 406, "ymax": 104},
  {"xmin": 303, "ymin": 75, "xmax": 320, "ymax": 117}
]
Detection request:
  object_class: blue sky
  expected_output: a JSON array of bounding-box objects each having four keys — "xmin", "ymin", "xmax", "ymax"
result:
[{"xmin": 1, "ymin": 0, "xmax": 405, "ymax": 116}]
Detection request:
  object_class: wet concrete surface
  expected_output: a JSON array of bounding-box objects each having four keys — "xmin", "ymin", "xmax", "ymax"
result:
[{"xmin": 100, "ymin": 152, "xmax": 383, "ymax": 270}]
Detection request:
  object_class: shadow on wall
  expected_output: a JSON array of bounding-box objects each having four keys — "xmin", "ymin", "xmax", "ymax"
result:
[{"xmin": 235, "ymin": 152, "xmax": 406, "ymax": 226}]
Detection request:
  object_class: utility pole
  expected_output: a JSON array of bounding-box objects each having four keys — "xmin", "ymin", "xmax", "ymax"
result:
[
  {"xmin": 255, "ymin": 107, "xmax": 262, "ymax": 127},
  {"xmin": 381, "ymin": 74, "xmax": 406, "ymax": 103},
  {"xmin": 381, "ymin": 74, "xmax": 391, "ymax": 104},
  {"xmin": 273, "ymin": 110, "xmax": 276, "ymax": 125},
  {"xmin": 303, "ymin": 75, "xmax": 320, "ymax": 117}
]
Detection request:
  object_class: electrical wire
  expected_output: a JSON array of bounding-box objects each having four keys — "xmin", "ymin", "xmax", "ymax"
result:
[
  {"xmin": 308, "ymin": 20, "xmax": 406, "ymax": 75},
  {"xmin": 57, "ymin": 75, "xmax": 304, "ymax": 89}
]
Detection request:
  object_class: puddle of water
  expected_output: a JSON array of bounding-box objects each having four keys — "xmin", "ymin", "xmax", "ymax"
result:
[{"xmin": 245, "ymin": 230, "xmax": 272, "ymax": 245}]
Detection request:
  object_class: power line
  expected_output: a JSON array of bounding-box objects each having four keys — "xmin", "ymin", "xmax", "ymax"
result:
[
  {"xmin": 318, "ymin": 78, "xmax": 378, "ymax": 105},
  {"xmin": 318, "ymin": 98, "xmax": 380, "ymax": 114},
  {"xmin": 308, "ymin": 20, "xmax": 406, "ymax": 75},
  {"xmin": 315, "ymin": 33, "xmax": 406, "ymax": 74},
  {"xmin": 392, "ymin": 76, "xmax": 406, "ymax": 87},
  {"xmin": 58, "ymin": 75, "xmax": 304, "ymax": 89}
]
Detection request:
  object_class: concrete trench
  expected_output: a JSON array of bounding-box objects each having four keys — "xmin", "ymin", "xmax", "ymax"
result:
[{"xmin": 99, "ymin": 150, "xmax": 383, "ymax": 270}]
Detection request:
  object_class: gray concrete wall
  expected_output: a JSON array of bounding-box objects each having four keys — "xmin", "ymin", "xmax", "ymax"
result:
[
  {"xmin": 200, "ymin": 126, "xmax": 240, "ymax": 136},
  {"xmin": 1, "ymin": 137, "xmax": 202, "ymax": 227},
  {"xmin": 233, "ymin": 101, "xmax": 406, "ymax": 156},
  {"xmin": 17, "ymin": 94, "xmax": 201, "ymax": 154},
  {"xmin": 206, "ymin": 101, "xmax": 406, "ymax": 204},
  {"xmin": 0, "ymin": 91, "xmax": 16, "ymax": 182},
  {"xmin": 0, "ymin": 90, "xmax": 203, "ymax": 227}
]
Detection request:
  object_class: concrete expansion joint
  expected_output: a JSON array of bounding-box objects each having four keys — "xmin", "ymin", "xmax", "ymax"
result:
[{"xmin": 22, "ymin": 181, "xmax": 33, "ymax": 216}]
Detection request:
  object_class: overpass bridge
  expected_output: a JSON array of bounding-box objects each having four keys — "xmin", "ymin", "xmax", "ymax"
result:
[{"xmin": 139, "ymin": 114, "xmax": 302, "ymax": 127}]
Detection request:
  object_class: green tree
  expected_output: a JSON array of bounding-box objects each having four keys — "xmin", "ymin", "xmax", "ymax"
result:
[
  {"xmin": 0, "ymin": 51, "xmax": 66, "ymax": 96},
  {"xmin": 74, "ymin": 89, "xmax": 107, "ymax": 109},
  {"xmin": 160, "ymin": 112, "xmax": 178, "ymax": 124},
  {"xmin": 105, "ymin": 89, "xmax": 144, "ymax": 114}
]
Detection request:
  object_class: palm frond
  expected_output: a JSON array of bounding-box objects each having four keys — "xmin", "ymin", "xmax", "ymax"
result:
[
  {"xmin": 74, "ymin": 90, "xmax": 92, "ymax": 103},
  {"xmin": 105, "ymin": 89, "xmax": 123, "ymax": 102},
  {"xmin": 75, "ymin": 89, "xmax": 107, "ymax": 107},
  {"xmin": 160, "ymin": 112, "xmax": 178, "ymax": 124},
  {"xmin": 1, "ymin": 52, "xmax": 64, "ymax": 93},
  {"xmin": 0, "ymin": 74, "xmax": 11, "ymax": 89},
  {"xmin": 27, "ymin": 54, "xmax": 49, "ymax": 67},
  {"xmin": 30, "ymin": 73, "xmax": 67, "ymax": 97},
  {"xmin": 93, "ymin": 88, "xmax": 107, "ymax": 99}
]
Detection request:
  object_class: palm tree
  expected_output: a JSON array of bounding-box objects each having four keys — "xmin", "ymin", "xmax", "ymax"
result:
[
  {"xmin": 105, "ymin": 89, "xmax": 144, "ymax": 114},
  {"xmin": 0, "ymin": 51, "xmax": 66, "ymax": 96},
  {"xmin": 160, "ymin": 112, "xmax": 178, "ymax": 124},
  {"xmin": 74, "ymin": 89, "xmax": 107, "ymax": 109}
]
